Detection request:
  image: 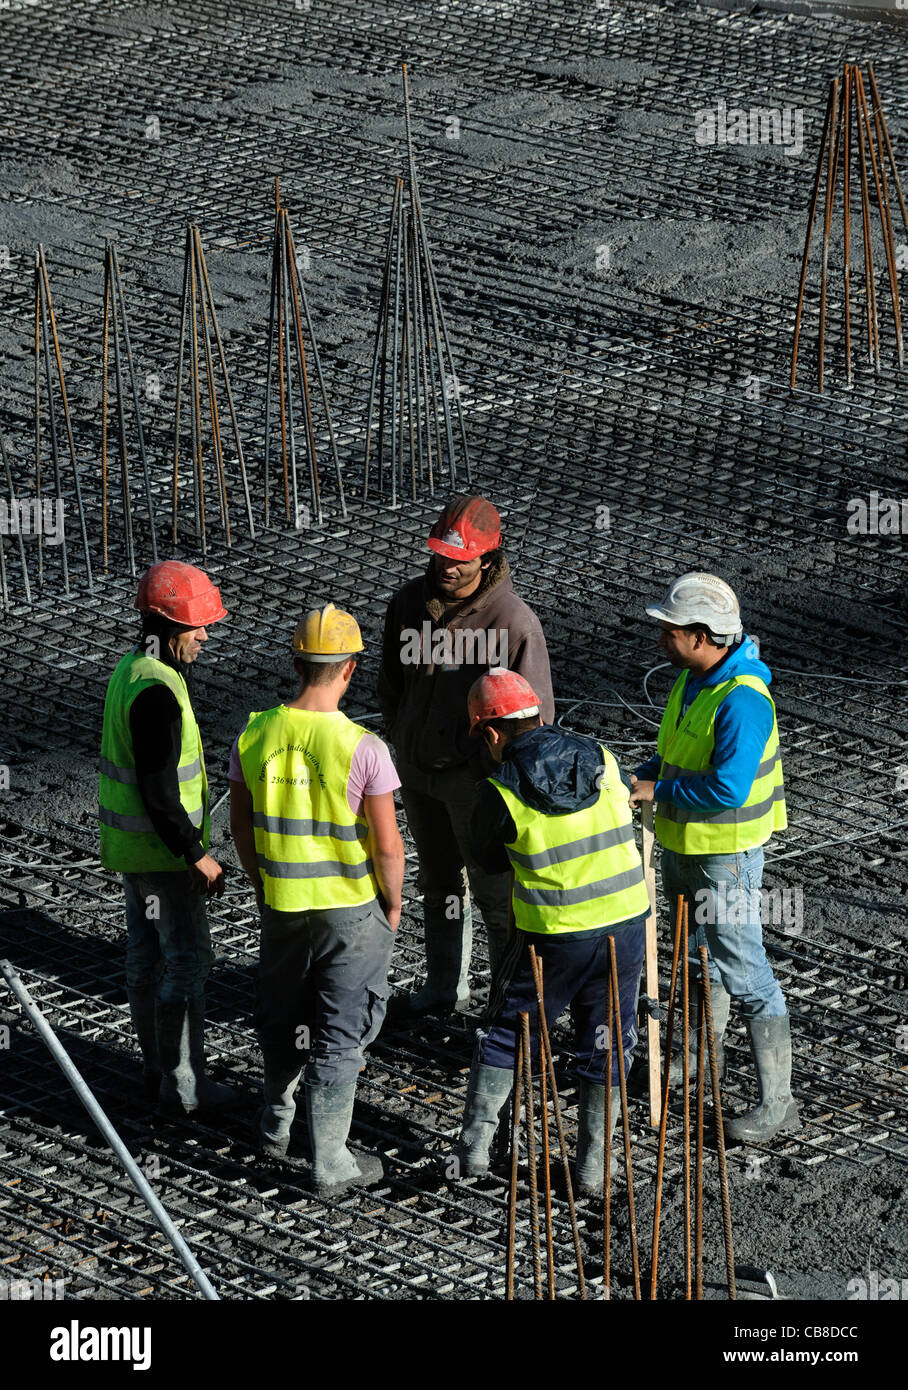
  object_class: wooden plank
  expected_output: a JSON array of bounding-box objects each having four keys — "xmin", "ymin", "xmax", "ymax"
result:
[{"xmin": 641, "ymin": 803, "xmax": 662, "ymax": 1129}]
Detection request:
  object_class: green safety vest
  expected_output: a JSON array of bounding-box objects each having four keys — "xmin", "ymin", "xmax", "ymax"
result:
[
  {"xmin": 654, "ymin": 672, "xmax": 787, "ymax": 855},
  {"xmin": 99, "ymin": 651, "xmax": 209, "ymax": 873},
  {"xmin": 237, "ymin": 706, "xmax": 378, "ymax": 913},
  {"xmin": 491, "ymin": 744, "xmax": 650, "ymax": 934}
]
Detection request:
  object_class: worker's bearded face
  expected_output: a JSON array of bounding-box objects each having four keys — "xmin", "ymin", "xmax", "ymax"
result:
[
  {"xmin": 432, "ymin": 552, "xmax": 484, "ymax": 599},
  {"xmin": 169, "ymin": 626, "xmax": 209, "ymax": 665}
]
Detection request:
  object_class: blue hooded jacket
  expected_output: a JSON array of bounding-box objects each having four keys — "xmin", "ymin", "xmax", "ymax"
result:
[
  {"xmin": 635, "ymin": 636, "xmax": 775, "ymax": 813},
  {"xmin": 470, "ymin": 724, "xmax": 632, "ymax": 875}
]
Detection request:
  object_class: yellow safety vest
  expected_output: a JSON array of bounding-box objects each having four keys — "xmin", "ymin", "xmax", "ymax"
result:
[
  {"xmin": 654, "ymin": 672, "xmax": 787, "ymax": 855},
  {"xmin": 237, "ymin": 706, "xmax": 378, "ymax": 912},
  {"xmin": 99, "ymin": 651, "xmax": 208, "ymax": 873},
  {"xmin": 491, "ymin": 745, "xmax": 650, "ymax": 934}
]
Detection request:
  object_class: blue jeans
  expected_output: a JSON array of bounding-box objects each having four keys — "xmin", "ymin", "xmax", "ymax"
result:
[
  {"xmin": 478, "ymin": 916, "xmax": 647, "ymax": 1084},
  {"xmin": 660, "ymin": 847, "xmax": 786, "ymax": 1019},
  {"xmin": 123, "ymin": 870, "xmax": 214, "ymax": 1004}
]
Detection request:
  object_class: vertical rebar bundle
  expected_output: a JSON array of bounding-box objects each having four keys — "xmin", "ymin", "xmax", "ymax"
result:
[
  {"xmin": 362, "ymin": 65, "xmax": 471, "ymax": 502},
  {"xmin": 172, "ymin": 224, "xmax": 254, "ymax": 554},
  {"xmin": 263, "ymin": 182, "xmax": 346, "ymax": 529},
  {"xmin": 791, "ymin": 63, "xmax": 906, "ymax": 390},
  {"xmin": 101, "ymin": 241, "xmax": 158, "ymax": 576},
  {"xmin": 33, "ymin": 246, "xmax": 94, "ymax": 595}
]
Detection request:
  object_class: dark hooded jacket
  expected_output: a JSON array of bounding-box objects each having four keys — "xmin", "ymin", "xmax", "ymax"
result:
[
  {"xmin": 377, "ymin": 554, "xmax": 554, "ymax": 777},
  {"xmin": 471, "ymin": 724, "xmax": 632, "ymax": 876}
]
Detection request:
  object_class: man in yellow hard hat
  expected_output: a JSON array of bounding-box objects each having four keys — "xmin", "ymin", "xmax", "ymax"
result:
[
  {"xmin": 229, "ymin": 604, "xmax": 404, "ymax": 1195},
  {"xmin": 100, "ymin": 560, "xmax": 238, "ymax": 1116}
]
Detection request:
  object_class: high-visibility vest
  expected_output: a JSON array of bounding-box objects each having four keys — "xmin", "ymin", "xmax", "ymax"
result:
[
  {"xmin": 237, "ymin": 706, "xmax": 378, "ymax": 912},
  {"xmin": 654, "ymin": 672, "xmax": 787, "ymax": 855},
  {"xmin": 490, "ymin": 745, "xmax": 650, "ymax": 934},
  {"xmin": 99, "ymin": 651, "xmax": 208, "ymax": 873}
]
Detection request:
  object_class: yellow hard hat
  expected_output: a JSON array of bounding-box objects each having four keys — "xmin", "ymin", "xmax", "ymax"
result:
[{"xmin": 291, "ymin": 603, "xmax": 363, "ymax": 662}]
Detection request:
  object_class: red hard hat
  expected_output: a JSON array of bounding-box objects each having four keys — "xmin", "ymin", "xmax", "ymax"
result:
[
  {"xmin": 134, "ymin": 561, "xmax": 227, "ymax": 626},
  {"xmin": 427, "ymin": 495, "xmax": 501, "ymax": 561},
  {"xmin": 468, "ymin": 667, "xmax": 541, "ymax": 736}
]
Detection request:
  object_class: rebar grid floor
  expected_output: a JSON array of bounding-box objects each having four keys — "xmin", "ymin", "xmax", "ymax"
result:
[{"xmin": 0, "ymin": 0, "xmax": 906, "ymax": 1301}]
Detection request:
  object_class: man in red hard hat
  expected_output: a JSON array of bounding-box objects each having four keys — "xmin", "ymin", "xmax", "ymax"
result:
[
  {"xmin": 378, "ymin": 495, "xmax": 554, "ymax": 1018},
  {"xmin": 99, "ymin": 560, "xmax": 238, "ymax": 1115},
  {"xmin": 454, "ymin": 669, "xmax": 650, "ymax": 1194}
]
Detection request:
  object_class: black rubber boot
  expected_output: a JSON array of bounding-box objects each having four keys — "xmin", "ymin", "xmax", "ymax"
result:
[
  {"xmin": 669, "ymin": 980, "xmax": 731, "ymax": 1087},
  {"xmin": 127, "ymin": 988, "xmax": 161, "ymax": 1100},
  {"xmin": 576, "ymin": 1083, "xmax": 621, "ymax": 1196},
  {"xmin": 156, "ymin": 998, "xmax": 240, "ymax": 1115},
  {"xmin": 724, "ymin": 1013, "xmax": 800, "ymax": 1144},
  {"xmin": 454, "ymin": 1063, "xmax": 513, "ymax": 1177},
  {"xmin": 304, "ymin": 1083, "xmax": 385, "ymax": 1196}
]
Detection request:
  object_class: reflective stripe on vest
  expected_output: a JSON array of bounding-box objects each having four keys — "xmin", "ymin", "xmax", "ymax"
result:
[
  {"xmin": 98, "ymin": 651, "xmax": 208, "ymax": 873},
  {"xmin": 237, "ymin": 706, "xmax": 377, "ymax": 912},
  {"xmin": 491, "ymin": 745, "xmax": 650, "ymax": 934},
  {"xmin": 653, "ymin": 672, "xmax": 787, "ymax": 855}
]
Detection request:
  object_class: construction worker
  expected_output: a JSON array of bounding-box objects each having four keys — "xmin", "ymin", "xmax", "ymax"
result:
[
  {"xmin": 99, "ymin": 560, "xmax": 237, "ymax": 1114},
  {"xmin": 378, "ymin": 495, "xmax": 554, "ymax": 1018},
  {"xmin": 455, "ymin": 669, "xmax": 651, "ymax": 1193},
  {"xmin": 229, "ymin": 604, "xmax": 404, "ymax": 1195},
  {"xmin": 629, "ymin": 572, "xmax": 799, "ymax": 1143}
]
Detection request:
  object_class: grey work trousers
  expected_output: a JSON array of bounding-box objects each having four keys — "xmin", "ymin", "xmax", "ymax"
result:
[{"xmin": 254, "ymin": 898, "xmax": 396, "ymax": 1091}]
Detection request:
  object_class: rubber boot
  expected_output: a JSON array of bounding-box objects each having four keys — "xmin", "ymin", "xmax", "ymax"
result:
[
  {"xmin": 127, "ymin": 988, "xmax": 161, "ymax": 1100},
  {"xmin": 389, "ymin": 912, "xmax": 473, "ymax": 1020},
  {"xmin": 156, "ymin": 998, "xmax": 240, "ymax": 1115},
  {"xmin": 576, "ymin": 1083, "xmax": 621, "ymax": 1196},
  {"xmin": 305, "ymin": 1083, "xmax": 384, "ymax": 1196},
  {"xmin": 724, "ymin": 1013, "xmax": 800, "ymax": 1144},
  {"xmin": 454, "ymin": 1063, "xmax": 513, "ymax": 1177},
  {"xmin": 669, "ymin": 979, "xmax": 731, "ymax": 1088},
  {"xmin": 258, "ymin": 1064, "xmax": 302, "ymax": 1160}
]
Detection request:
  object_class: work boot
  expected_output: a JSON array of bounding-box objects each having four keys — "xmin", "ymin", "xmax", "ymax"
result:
[
  {"xmin": 127, "ymin": 988, "xmax": 161, "ymax": 1100},
  {"xmin": 454, "ymin": 1062, "xmax": 513, "ymax": 1177},
  {"xmin": 576, "ymin": 1082, "xmax": 621, "ymax": 1196},
  {"xmin": 156, "ymin": 998, "xmax": 240, "ymax": 1115},
  {"xmin": 724, "ymin": 1013, "xmax": 800, "ymax": 1144},
  {"xmin": 257, "ymin": 1065, "xmax": 302, "ymax": 1160},
  {"xmin": 388, "ymin": 915, "xmax": 473, "ymax": 1021},
  {"xmin": 669, "ymin": 979, "xmax": 731, "ymax": 1088},
  {"xmin": 304, "ymin": 1083, "xmax": 385, "ymax": 1197}
]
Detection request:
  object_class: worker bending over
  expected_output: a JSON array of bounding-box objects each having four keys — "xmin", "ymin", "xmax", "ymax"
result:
[
  {"xmin": 230, "ymin": 605, "xmax": 404, "ymax": 1195},
  {"xmin": 378, "ymin": 495, "xmax": 554, "ymax": 1018},
  {"xmin": 99, "ymin": 561, "xmax": 237, "ymax": 1114},
  {"xmin": 629, "ymin": 572, "xmax": 798, "ymax": 1144},
  {"xmin": 455, "ymin": 669, "xmax": 650, "ymax": 1193}
]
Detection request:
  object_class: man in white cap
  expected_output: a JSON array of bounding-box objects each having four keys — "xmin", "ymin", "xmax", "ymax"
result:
[{"xmin": 629, "ymin": 573, "xmax": 799, "ymax": 1144}]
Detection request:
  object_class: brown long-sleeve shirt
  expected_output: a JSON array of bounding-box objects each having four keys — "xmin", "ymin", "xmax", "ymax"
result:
[{"xmin": 377, "ymin": 555, "xmax": 554, "ymax": 778}]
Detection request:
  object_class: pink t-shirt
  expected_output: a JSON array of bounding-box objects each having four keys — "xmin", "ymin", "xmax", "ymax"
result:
[{"xmin": 228, "ymin": 723, "xmax": 399, "ymax": 815}]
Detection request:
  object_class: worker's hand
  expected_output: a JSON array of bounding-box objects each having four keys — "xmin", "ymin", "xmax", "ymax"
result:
[
  {"xmin": 188, "ymin": 853, "xmax": 225, "ymax": 896},
  {"xmin": 253, "ymin": 881, "xmax": 265, "ymax": 915},
  {"xmin": 385, "ymin": 904, "xmax": 401, "ymax": 932},
  {"xmin": 628, "ymin": 775, "xmax": 656, "ymax": 807}
]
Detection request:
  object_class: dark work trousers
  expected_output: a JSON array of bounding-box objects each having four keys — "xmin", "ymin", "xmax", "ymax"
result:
[
  {"xmin": 254, "ymin": 898, "xmax": 396, "ymax": 1090},
  {"xmin": 478, "ymin": 914, "xmax": 648, "ymax": 1084}
]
